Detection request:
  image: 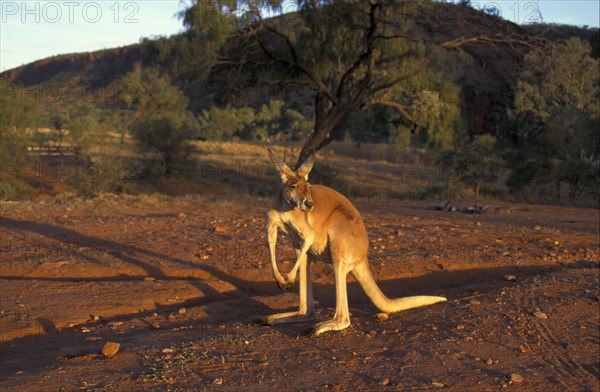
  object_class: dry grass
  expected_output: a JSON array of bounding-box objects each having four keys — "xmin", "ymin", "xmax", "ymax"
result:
[
  {"xmin": 191, "ymin": 141, "xmax": 447, "ymax": 200},
  {"xmin": 10, "ymin": 137, "xmax": 506, "ymax": 202}
]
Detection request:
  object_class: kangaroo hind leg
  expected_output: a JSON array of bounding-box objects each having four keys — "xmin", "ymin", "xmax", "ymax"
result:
[{"xmin": 311, "ymin": 260, "xmax": 351, "ymax": 336}]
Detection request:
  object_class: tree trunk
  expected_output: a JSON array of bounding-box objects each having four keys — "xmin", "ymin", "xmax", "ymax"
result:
[{"xmin": 295, "ymin": 106, "xmax": 355, "ymax": 168}]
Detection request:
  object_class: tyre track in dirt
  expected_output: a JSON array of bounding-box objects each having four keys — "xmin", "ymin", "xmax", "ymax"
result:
[{"xmin": 510, "ymin": 277, "xmax": 599, "ymax": 390}]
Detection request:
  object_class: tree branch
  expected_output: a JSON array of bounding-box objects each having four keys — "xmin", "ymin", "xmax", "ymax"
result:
[
  {"xmin": 246, "ymin": 2, "xmax": 299, "ymax": 64},
  {"xmin": 336, "ymin": 1, "xmax": 380, "ymax": 100},
  {"xmin": 244, "ymin": 23, "xmax": 339, "ymax": 106},
  {"xmin": 245, "ymin": 1, "xmax": 340, "ymax": 106},
  {"xmin": 367, "ymin": 34, "xmax": 536, "ymax": 96},
  {"xmin": 439, "ymin": 35, "xmax": 536, "ymax": 49},
  {"xmin": 370, "ymin": 57, "xmax": 430, "ymax": 94},
  {"xmin": 372, "ymin": 99, "xmax": 420, "ymax": 130}
]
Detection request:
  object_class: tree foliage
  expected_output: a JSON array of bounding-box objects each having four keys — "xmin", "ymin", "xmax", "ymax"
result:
[
  {"xmin": 508, "ymin": 38, "xmax": 599, "ymax": 201},
  {"xmin": 198, "ymin": 99, "xmax": 313, "ymax": 141},
  {"xmin": 0, "ymin": 80, "xmax": 38, "ymax": 159},
  {"xmin": 121, "ymin": 67, "xmax": 200, "ymax": 175},
  {"xmin": 180, "ymin": 0, "xmax": 469, "ymax": 165},
  {"xmin": 440, "ymin": 134, "xmax": 503, "ymax": 198},
  {"xmin": 0, "ymin": 80, "xmax": 39, "ymax": 198}
]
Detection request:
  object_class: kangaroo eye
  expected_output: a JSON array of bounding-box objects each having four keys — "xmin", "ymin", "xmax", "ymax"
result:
[{"xmin": 290, "ymin": 184, "xmax": 297, "ymax": 189}]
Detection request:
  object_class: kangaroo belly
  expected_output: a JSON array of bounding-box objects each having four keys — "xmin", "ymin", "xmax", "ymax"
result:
[
  {"xmin": 308, "ymin": 244, "xmax": 331, "ymax": 261},
  {"xmin": 307, "ymin": 233, "xmax": 330, "ymax": 259}
]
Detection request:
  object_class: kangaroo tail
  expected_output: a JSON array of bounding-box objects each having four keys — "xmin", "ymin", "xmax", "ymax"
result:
[{"xmin": 350, "ymin": 261, "xmax": 447, "ymax": 313}]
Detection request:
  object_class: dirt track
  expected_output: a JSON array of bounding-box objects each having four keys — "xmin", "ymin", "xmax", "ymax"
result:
[{"xmin": 0, "ymin": 195, "xmax": 598, "ymax": 391}]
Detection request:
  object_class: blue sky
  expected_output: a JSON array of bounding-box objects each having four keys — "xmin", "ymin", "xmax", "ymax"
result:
[{"xmin": 1, "ymin": 0, "xmax": 599, "ymax": 72}]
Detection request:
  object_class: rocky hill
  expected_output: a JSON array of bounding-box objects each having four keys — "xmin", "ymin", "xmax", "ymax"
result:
[{"xmin": 2, "ymin": 45, "xmax": 140, "ymax": 91}]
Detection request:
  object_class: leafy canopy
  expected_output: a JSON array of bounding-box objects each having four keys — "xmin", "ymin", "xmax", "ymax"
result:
[
  {"xmin": 180, "ymin": 0, "xmax": 463, "ymax": 163},
  {"xmin": 121, "ymin": 67, "xmax": 200, "ymax": 175},
  {"xmin": 509, "ymin": 37, "xmax": 599, "ymax": 200}
]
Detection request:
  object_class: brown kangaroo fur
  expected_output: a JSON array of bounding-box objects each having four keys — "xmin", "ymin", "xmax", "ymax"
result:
[{"xmin": 265, "ymin": 149, "xmax": 446, "ymax": 335}]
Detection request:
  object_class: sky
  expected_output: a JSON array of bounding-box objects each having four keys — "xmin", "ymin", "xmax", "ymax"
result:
[{"xmin": 1, "ymin": 0, "xmax": 599, "ymax": 72}]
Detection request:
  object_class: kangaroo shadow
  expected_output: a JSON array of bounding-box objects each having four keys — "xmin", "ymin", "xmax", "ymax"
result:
[
  {"xmin": 0, "ymin": 216, "xmax": 283, "ymax": 298},
  {"xmin": 0, "ymin": 215, "xmax": 288, "ymax": 380}
]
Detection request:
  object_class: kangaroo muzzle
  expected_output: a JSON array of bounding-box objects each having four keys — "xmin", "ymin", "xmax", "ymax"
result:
[{"xmin": 299, "ymin": 199, "xmax": 314, "ymax": 212}]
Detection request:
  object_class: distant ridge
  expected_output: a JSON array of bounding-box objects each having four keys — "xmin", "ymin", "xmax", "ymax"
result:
[{"xmin": 2, "ymin": 44, "xmax": 141, "ymax": 89}]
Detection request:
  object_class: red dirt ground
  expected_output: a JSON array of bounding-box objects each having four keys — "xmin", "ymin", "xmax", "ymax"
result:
[{"xmin": 0, "ymin": 195, "xmax": 598, "ymax": 391}]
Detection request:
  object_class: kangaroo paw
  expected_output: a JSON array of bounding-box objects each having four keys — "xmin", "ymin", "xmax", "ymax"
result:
[
  {"xmin": 276, "ymin": 280, "xmax": 295, "ymax": 292},
  {"xmin": 265, "ymin": 311, "xmax": 316, "ymax": 325}
]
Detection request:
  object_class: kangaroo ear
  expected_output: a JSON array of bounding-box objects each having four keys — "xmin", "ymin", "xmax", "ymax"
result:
[
  {"xmin": 296, "ymin": 149, "xmax": 316, "ymax": 180},
  {"xmin": 268, "ymin": 148, "xmax": 295, "ymax": 183}
]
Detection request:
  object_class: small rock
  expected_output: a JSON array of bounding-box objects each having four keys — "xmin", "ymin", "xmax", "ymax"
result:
[
  {"xmin": 162, "ymin": 348, "xmax": 174, "ymax": 353},
  {"xmin": 486, "ymin": 358, "xmax": 493, "ymax": 365},
  {"xmin": 143, "ymin": 277, "xmax": 155, "ymax": 282},
  {"xmin": 456, "ymin": 325, "xmax": 465, "ymax": 330},
  {"xmin": 519, "ymin": 345, "xmax": 528, "ymax": 353},
  {"xmin": 509, "ymin": 373, "xmax": 524, "ymax": 383},
  {"xmin": 178, "ymin": 308, "xmax": 186, "ymax": 315},
  {"xmin": 177, "ymin": 212, "xmax": 186, "ymax": 219},
  {"xmin": 432, "ymin": 382, "xmax": 445, "ymax": 387},
  {"xmin": 376, "ymin": 312, "xmax": 389, "ymax": 321},
  {"xmin": 151, "ymin": 322, "xmax": 161, "ymax": 329},
  {"xmin": 475, "ymin": 221, "xmax": 482, "ymax": 226},
  {"xmin": 214, "ymin": 226, "xmax": 227, "ymax": 234},
  {"xmin": 533, "ymin": 311, "xmax": 548, "ymax": 319},
  {"xmin": 381, "ymin": 378, "xmax": 390, "ymax": 386},
  {"xmin": 107, "ymin": 321, "xmax": 123, "ymax": 329},
  {"xmin": 505, "ymin": 275, "xmax": 517, "ymax": 282},
  {"xmin": 101, "ymin": 342, "xmax": 120, "ymax": 357},
  {"xmin": 469, "ymin": 299, "xmax": 481, "ymax": 306},
  {"xmin": 91, "ymin": 315, "xmax": 100, "ymax": 321},
  {"xmin": 534, "ymin": 225, "xmax": 542, "ymax": 231},
  {"xmin": 213, "ymin": 378, "xmax": 223, "ymax": 385}
]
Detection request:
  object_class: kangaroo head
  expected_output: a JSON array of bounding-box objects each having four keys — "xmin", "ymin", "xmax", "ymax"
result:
[{"xmin": 269, "ymin": 149, "xmax": 316, "ymax": 212}]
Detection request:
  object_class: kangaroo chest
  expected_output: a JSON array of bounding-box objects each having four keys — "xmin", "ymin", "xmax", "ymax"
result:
[{"xmin": 279, "ymin": 215, "xmax": 328, "ymax": 257}]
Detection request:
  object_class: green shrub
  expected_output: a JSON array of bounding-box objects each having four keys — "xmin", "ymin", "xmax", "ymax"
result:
[
  {"xmin": 64, "ymin": 158, "xmax": 137, "ymax": 198},
  {"xmin": 0, "ymin": 180, "xmax": 35, "ymax": 200}
]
